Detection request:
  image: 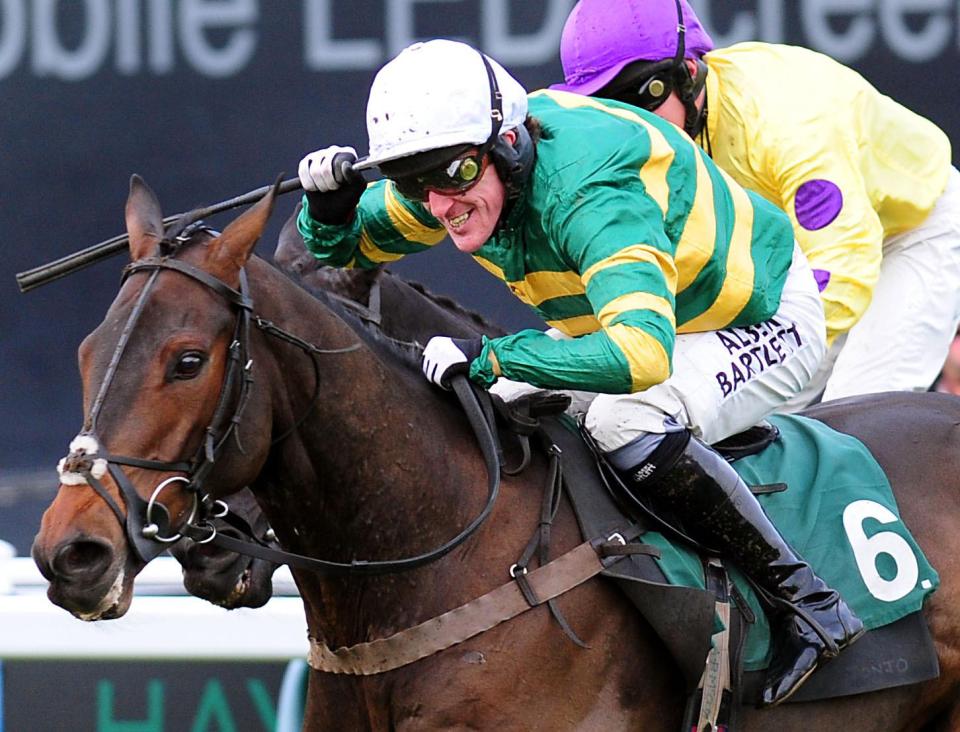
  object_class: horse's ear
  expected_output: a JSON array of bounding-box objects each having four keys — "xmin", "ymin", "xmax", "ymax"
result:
[
  {"xmin": 125, "ymin": 175, "xmax": 165, "ymax": 261},
  {"xmin": 206, "ymin": 176, "xmax": 281, "ymax": 282}
]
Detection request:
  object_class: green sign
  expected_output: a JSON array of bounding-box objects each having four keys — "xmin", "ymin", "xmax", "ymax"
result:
[{"xmin": 3, "ymin": 661, "xmax": 286, "ymax": 732}]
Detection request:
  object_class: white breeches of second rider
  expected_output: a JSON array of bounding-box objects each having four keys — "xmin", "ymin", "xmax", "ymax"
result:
[{"xmin": 786, "ymin": 166, "xmax": 960, "ymax": 407}]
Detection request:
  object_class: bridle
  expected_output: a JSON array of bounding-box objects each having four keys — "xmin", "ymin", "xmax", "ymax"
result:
[
  {"xmin": 61, "ymin": 225, "xmax": 286, "ymax": 562},
  {"xmin": 58, "ymin": 225, "xmax": 503, "ymax": 575}
]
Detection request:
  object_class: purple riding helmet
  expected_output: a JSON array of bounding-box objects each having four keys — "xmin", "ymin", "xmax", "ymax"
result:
[{"xmin": 552, "ymin": 0, "xmax": 714, "ymax": 96}]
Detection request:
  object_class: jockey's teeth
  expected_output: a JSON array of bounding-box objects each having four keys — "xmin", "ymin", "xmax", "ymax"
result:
[{"xmin": 449, "ymin": 211, "xmax": 470, "ymax": 228}]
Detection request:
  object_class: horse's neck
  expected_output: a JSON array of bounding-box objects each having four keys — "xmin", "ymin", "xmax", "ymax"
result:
[
  {"xmin": 247, "ymin": 258, "xmax": 492, "ymax": 637},
  {"xmin": 378, "ymin": 273, "xmax": 504, "ymax": 340}
]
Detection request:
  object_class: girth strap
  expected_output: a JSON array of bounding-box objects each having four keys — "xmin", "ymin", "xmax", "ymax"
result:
[{"xmin": 308, "ymin": 530, "xmax": 655, "ymax": 675}]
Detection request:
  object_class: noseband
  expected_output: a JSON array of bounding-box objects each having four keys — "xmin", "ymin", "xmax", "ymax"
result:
[{"xmin": 58, "ymin": 228, "xmax": 503, "ymax": 576}]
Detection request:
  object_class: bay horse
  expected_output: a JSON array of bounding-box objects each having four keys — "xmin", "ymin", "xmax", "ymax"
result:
[
  {"xmin": 168, "ymin": 204, "xmax": 506, "ymax": 609},
  {"xmin": 32, "ymin": 177, "xmax": 960, "ymax": 730}
]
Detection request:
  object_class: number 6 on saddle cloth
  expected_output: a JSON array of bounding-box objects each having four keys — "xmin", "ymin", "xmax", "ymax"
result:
[{"xmin": 532, "ymin": 406, "xmax": 941, "ymax": 707}]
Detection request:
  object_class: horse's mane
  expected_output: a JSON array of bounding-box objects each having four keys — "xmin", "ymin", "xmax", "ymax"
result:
[
  {"xmin": 402, "ymin": 280, "xmax": 504, "ymax": 336},
  {"xmin": 162, "ymin": 210, "xmax": 212, "ymax": 251},
  {"xmin": 168, "ymin": 211, "xmax": 500, "ymax": 371},
  {"xmin": 273, "ymin": 264, "xmax": 426, "ymax": 371}
]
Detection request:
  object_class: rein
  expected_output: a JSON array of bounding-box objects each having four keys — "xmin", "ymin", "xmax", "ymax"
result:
[
  {"xmin": 181, "ymin": 377, "xmax": 502, "ymax": 575},
  {"xmin": 59, "ymin": 234, "xmax": 504, "ymax": 575}
]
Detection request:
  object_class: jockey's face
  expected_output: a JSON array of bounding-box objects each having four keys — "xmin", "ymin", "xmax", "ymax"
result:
[
  {"xmin": 653, "ymin": 91, "xmax": 688, "ymax": 130},
  {"xmin": 602, "ymin": 59, "xmax": 703, "ymax": 136},
  {"xmin": 425, "ymin": 129, "xmax": 515, "ymax": 254}
]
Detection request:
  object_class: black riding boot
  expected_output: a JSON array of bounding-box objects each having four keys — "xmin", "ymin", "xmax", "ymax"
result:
[{"xmin": 612, "ymin": 432, "xmax": 865, "ymax": 707}]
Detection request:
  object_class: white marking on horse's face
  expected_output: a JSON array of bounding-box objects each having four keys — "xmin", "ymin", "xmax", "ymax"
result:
[
  {"xmin": 57, "ymin": 433, "xmax": 108, "ymax": 485},
  {"xmin": 76, "ymin": 566, "xmax": 126, "ymax": 622}
]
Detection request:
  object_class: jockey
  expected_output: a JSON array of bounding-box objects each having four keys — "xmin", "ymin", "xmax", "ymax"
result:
[
  {"xmin": 552, "ymin": 0, "xmax": 960, "ymax": 407},
  {"xmin": 295, "ymin": 39, "xmax": 862, "ymax": 707}
]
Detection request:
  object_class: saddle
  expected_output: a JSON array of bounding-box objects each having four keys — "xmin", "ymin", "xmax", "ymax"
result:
[{"xmin": 492, "ymin": 392, "xmax": 939, "ymax": 727}]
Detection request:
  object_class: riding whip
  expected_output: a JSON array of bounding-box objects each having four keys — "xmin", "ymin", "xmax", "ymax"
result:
[{"xmin": 15, "ymin": 157, "xmax": 367, "ymax": 293}]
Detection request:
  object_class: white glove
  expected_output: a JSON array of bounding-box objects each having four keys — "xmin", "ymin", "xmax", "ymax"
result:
[
  {"xmin": 421, "ymin": 336, "xmax": 484, "ymax": 389},
  {"xmin": 298, "ymin": 146, "xmax": 358, "ymax": 193}
]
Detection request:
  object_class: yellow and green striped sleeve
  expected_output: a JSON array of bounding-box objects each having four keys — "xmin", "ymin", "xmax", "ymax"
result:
[
  {"xmin": 474, "ymin": 181, "xmax": 678, "ymax": 394},
  {"xmin": 297, "ymin": 180, "xmax": 446, "ymax": 269}
]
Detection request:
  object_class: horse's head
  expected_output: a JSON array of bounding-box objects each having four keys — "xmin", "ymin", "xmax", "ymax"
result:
[
  {"xmin": 167, "ymin": 205, "xmax": 507, "ymax": 612},
  {"xmin": 32, "ymin": 175, "xmax": 279, "ymax": 619}
]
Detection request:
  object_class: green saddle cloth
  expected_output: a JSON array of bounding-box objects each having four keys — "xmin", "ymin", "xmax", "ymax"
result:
[{"xmin": 641, "ymin": 414, "xmax": 939, "ymax": 671}]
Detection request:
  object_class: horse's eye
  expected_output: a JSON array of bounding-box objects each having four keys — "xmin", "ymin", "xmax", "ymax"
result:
[{"xmin": 173, "ymin": 351, "xmax": 206, "ymax": 380}]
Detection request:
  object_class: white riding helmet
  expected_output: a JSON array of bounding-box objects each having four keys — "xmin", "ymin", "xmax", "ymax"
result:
[{"xmin": 353, "ymin": 39, "xmax": 529, "ymax": 171}]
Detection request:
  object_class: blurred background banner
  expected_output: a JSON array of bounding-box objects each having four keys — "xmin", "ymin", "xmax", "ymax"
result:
[{"xmin": 2, "ymin": 0, "xmax": 959, "ymax": 553}]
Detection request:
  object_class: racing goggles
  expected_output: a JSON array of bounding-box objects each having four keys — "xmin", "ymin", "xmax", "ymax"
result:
[
  {"xmin": 390, "ymin": 148, "xmax": 490, "ymax": 202},
  {"xmin": 598, "ymin": 59, "xmax": 677, "ymax": 112}
]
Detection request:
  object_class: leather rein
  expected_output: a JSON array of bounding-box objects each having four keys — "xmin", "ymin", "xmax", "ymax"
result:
[{"xmin": 58, "ymin": 232, "xmax": 503, "ymax": 576}]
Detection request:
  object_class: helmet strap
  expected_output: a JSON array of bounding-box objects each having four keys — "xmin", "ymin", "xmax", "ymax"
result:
[
  {"xmin": 477, "ymin": 49, "xmax": 535, "ymax": 231},
  {"xmin": 676, "ymin": 59, "xmax": 708, "ymax": 137},
  {"xmin": 669, "ymin": 0, "xmax": 708, "ymax": 138},
  {"xmin": 491, "ymin": 123, "xmax": 535, "ymax": 200},
  {"xmin": 478, "ymin": 52, "xmax": 504, "ymax": 150}
]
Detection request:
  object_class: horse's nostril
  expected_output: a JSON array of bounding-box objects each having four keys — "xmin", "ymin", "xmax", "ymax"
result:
[{"xmin": 52, "ymin": 539, "xmax": 115, "ymax": 580}]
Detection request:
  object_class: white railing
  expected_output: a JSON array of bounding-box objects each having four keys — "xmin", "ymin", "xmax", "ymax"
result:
[{"xmin": 0, "ymin": 543, "xmax": 308, "ymax": 660}]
